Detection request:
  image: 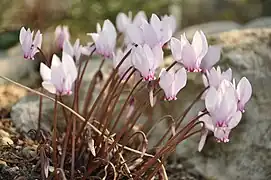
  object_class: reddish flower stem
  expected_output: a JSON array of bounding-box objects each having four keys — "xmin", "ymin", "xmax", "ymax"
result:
[
  {"xmin": 76, "ymin": 48, "xmax": 132, "ymax": 141},
  {"xmin": 52, "ymin": 94, "xmax": 58, "ymax": 178}
]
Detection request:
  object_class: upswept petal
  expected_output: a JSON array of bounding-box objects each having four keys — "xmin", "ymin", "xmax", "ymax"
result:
[
  {"xmin": 237, "ymin": 77, "xmax": 252, "ymax": 109},
  {"xmin": 174, "ymin": 67, "xmax": 187, "ymax": 94},
  {"xmin": 40, "ymin": 63, "xmax": 51, "ymax": 81},
  {"xmin": 198, "ymin": 129, "xmax": 208, "ymax": 152},
  {"xmin": 133, "ymin": 11, "xmax": 147, "ymax": 27},
  {"xmin": 181, "ymin": 43, "xmax": 197, "ymax": 70},
  {"xmin": 227, "ymin": 111, "xmax": 242, "ymax": 129},
  {"xmin": 201, "ymin": 45, "xmax": 221, "ymax": 71},
  {"xmin": 221, "ymin": 68, "xmax": 232, "ymax": 81},
  {"xmin": 88, "ymin": 33, "xmax": 99, "ymax": 43},
  {"xmin": 116, "ymin": 12, "xmax": 131, "ymax": 32},
  {"xmin": 142, "ymin": 23, "xmax": 159, "ymax": 48},
  {"xmin": 143, "ymin": 44, "xmax": 154, "ymax": 67},
  {"xmin": 126, "ymin": 24, "xmax": 144, "ymax": 45},
  {"xmin": 131, "ymin": 45, "xmax": 149, "ymax": 78},
  {"xmin": 150, "ymin": 14, "xmax": 161, "ymax": 32},
  {"xmin": 33, "ymin": 30, "xmax": 42, "ymax": 48},
  {"xmin": 162, "ymin": 15, "xmax": 176, "ymax": 34},
  {"xmin": 205, "ymin": 86, "xmax": 218, "ymax": 114},
  {"xmin": 51, "ymin": 65, "xmax": 65, "ymax": 93},
  {"xmin": 19, "ymin": 27, "xmax": 27, "ymax": 44},
  {"xmin": 63, "ymin": 39, "xmax": 74, "ymax": 57},
  {"xmin": 159, "ymin": 68, "xmax": 174, "ymax": 98},
  {"xmin": 170, "ymin": 37, "xmax": 182, "ymax": 62},
  {"xmin": 51, "ymin": 54, "xmax": 61, "ymax": 68},
  {"xmin": 191, "ymin": 30, "xmax": 208, "ymax": 62},
  {"xmin": 207, "ymin": 67, "xmax": 220, "ymax": 88},
  {"xmin": 152, "ymin": 45, "xmax": 164, "ymax": 69},
  {"xmin": 42, "ymin": 81, "xmax": 56, "ymax": 94},
  {"xmin": 62, "ymin": 52, "xmax": 78, "ymax": 82}
]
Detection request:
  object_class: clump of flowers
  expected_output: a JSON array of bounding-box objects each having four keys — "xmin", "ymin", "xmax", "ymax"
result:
[{"xmin": 1, "ymin": 10, "xmax": 252, "ymax": 179}]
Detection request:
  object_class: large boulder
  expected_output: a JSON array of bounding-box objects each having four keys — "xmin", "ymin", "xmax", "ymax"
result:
[{"xmin": 173, "ymin": 28, "xmax": 271, "ymax": 180}]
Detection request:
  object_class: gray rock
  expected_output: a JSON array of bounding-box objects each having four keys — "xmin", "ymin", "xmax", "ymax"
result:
[
  {"xmin": 243, "ymin": 17, "xmax": 271, "ymax": 29},
  {"xmin": 178, "ymin": 21, "xmax": 241, "ymax": 39},
  {"xmin": 0, "ymin": 45, "xmax": 40, "ymax": 87},
  {"xmin": 174, "ymin": 29, "xmax": 271, "ymax": 180},
  {"xmin": 10, "ymin": 94, "xmax": 66, "ymax": 133}
]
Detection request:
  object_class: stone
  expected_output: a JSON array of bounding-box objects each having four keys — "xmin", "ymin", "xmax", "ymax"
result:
[
  {"xmin": 177, "ymin": 21, "xmax": 241, "ymax": 39},
  {"xmin": 0, "ymin": 84, "xmax": 28, "ymax": 114},
  {"xmin": 172, "ymin": 29, "xmax": 271, "ymax": 180},
  {"xmin": 0, "ymin": 45, "xmax": 41, "ymax": 87},
  {"xmin": 10, "ymin": 94, "xmax": 66, "ymax": 133},
  {"xmin": 243, "ymin": 17, "xmax": 271, "ymax": 29},
  {"xmin": 0, "ymin": 137, "xmax": 13, "ymax": 146}
]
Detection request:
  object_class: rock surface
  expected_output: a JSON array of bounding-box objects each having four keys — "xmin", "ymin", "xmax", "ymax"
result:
[
  {"xmin": 0, "ymin": 45, "xmax": 40, "ymax": 87},
  {"xmin": 10, "ymin": 94, "xmax": 66, "ymax": 133},
  {"xmin": 172, "ymin": 28, "xmax": 271, "ymax": 180}
]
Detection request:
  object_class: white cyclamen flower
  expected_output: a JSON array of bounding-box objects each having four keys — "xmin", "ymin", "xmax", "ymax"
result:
[
  {"xmin": 19, "ymin": 27, "xmax": 42, "ymax": 60},
  {"xmin": 40, "ymin": 52, "xmax": 78, "ymax": 95}
]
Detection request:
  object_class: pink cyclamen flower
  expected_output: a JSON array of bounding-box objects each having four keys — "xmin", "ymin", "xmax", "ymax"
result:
[
  {"xmin": 40, "ymin": 52, "xmax": 78, "ymax": 96},
  {"xmin": 116, "ymin": 11, "xmax": 132, "ymax": 33},
  {"xmin": 159, "ymin": 68, "xmax": 187, "ymax": 101},
  {"xmin": 131, "ymin": 44, "xmax": 163, "ymax": 81},
  {"xmin": 87, "ymin": 20, "xmax": 117, "ymax": 59},
  {"xmin": 63, "ymin": 38, "xmax": 82, "ymax": 63},
  {"xmin": 19, "ymin": 27, "xmax": 42, "ymax": 60},
  {"xmin": 113, "ymin": 47, "xmax": 132, "ymax": 79},
  {"xmin": 203, "ymin": 66, "xmax": 232, "ymax": 89},
  {"xmin": 235, "ymin": 77, "xmax": 252, "ymax": 112},
  {"xmin": 198, "ymin": 80, "xmax": 242, "ymax": 152},
  {"xmin": 126, "ymin": 13, "xmax": 174, "ymax": 48},
  {"xmin": 170, "ymin": 30, "xmax": 209, "ymax": 72},
  {"xmin": 55, "ymin": 25, "xmax": 70, "ymax": 49}
]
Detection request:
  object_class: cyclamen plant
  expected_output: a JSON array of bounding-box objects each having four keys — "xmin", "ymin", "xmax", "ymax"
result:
[{"xmin": 0, "ymin": 10, "xmax": 252, "ymax": 180}]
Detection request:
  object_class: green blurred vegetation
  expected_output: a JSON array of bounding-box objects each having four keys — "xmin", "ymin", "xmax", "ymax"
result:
[{"xmin": 0, "ymin": 0, "xmax": 270, "ymax": 49}]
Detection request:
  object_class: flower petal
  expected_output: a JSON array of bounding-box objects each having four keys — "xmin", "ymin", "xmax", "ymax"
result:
[
  {"xmin": 199, "ymin": 113, "xmax": 215, "ymax": 131},
  {"xmin": 237, "ymin": 77, "xmax": 252, "ymax": 107},
  {"xmin": 205, "ymin": 86, "xmax": 218, "ymax": 114},
  {"xmin": 201, "ymin": 45, "xmax": 221, "ymax": 71},
  {"xmin": 228, "ymin": 111, "xmax": 242, "ymax": 129},
  {"xmin": 62, "ymin": 52, "xmax": 78, "ymax": 82},
  {"xmin": 42, "ymin": 81, "xmax": 56, "ymax": 94},
  {"xmin": 191, "ymin": 30, "xmax": 208, "ymax": 61},
  {"xmin": 159, "ymin": 68, "xmax": 174, "ymax": 98},
  {"xmin": 198, "ymin": 128, "xmax": 208, "ymax": 152},
  {"xmin": 40, "ymin": 63, "xmax": 51, "ymax": 81},
  {"xmin": 181, "ymin": 43, "xmax": 197, "ymax": 69},
  {"xmin": 116, "ymin": 12, "xmax": 131, "ymax": 32},
  {"xmin": 170, "ymin": 37, "xmax": 182, "ymax": 62},
  {"xmin": 174, "ymin": 67, "xmax": 187, "ymax": 95},
  {"xmin": 19, "ymin": 27, "xmax": 27, "ymax": 44},
  {"xmin": 126, "ymin": 24, "xmax": 144, "ymax": 45},
  {"xmin": 51, "ymin": 54, "xmax": 61, "ymax": 68},
  {"xmin": 63, "ymin": 39, "xmax": 74, "ymax": 57}
]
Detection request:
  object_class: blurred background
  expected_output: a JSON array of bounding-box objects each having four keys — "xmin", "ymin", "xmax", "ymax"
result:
[{"xmin": 0, "ymin": 0, "xmax": 271, "ymax": 49}]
